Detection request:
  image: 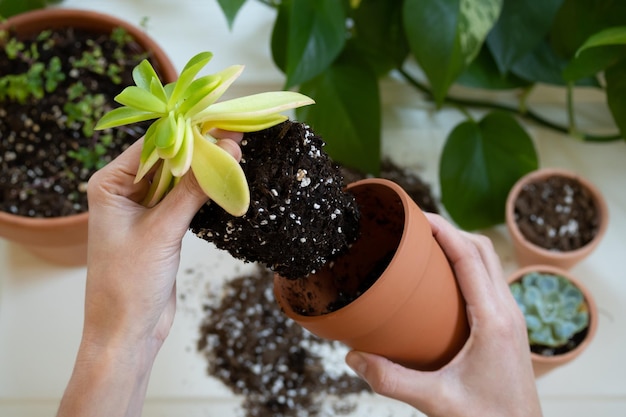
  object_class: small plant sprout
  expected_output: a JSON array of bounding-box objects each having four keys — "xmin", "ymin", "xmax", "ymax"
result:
[
  {"xmin": 95, "ymin": 51, "xmax": 314, "ymax": 215},
  {"xmin": 510, "ymin": 272, "xmax": 590, "ymax": 349}
]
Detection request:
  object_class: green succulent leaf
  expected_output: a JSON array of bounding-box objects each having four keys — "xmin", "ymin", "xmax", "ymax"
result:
[
  {"xmin": 178, "ymin": 74, "xmax": 221, "ymax": 116},
  {"xmin": 133, "ymin": 59, "xmax": 162, "ymax": 91},
  {"xmin": 196, "ymin": 91, "xmax": 315, "ymax": 131},
  {"xmin": 154, "ymin": 112, "xmax": 180, "ymax": 158},
  {"xmin": 142, "ymin": 160, "xmax": 174, "ymax": 207},
  {"xmin": 169, "ymin": 121, "xmax": 194, "ymax": 177},
  {"xmin": 191, "ymin": 130, "xmax": 250, "ymax": 217},
  {"xmin": 94, "ymin": 106, "xmax": 161, "ymax": 130},
  {"xmin": 439, "ymin": 111, "xmax": 538, "ymax": 230},
  {"xmin": 115, "ymin": 86, "xmax": 167, "ymax": 114},
  {"xmin": 168, "ymin": 51, "xmax": 214, "ymax": 107},
  {"xmin": 135, "ymin": 124, "xmax": 162, "ymax": 183}
]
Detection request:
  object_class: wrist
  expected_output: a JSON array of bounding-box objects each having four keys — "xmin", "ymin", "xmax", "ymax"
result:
[{"xmin": 57, "ymin": 334, "xmax": 157, "ymax": 417}]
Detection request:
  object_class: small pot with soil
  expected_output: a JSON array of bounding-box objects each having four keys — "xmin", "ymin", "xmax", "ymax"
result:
[
  {"xmin": 0, "ymin": 8, "xmax": 177, "ymax": 265},
  {"xmin": 507, "ymin": 265, "xmax": 598, "ymax": 377},
  {"xmin": 505, "ymin": 168, "xmax": 609, "ymax": 269},
  {"xmin": 273, "ymin": 178, "xmax": 470, "ymax": 371}
]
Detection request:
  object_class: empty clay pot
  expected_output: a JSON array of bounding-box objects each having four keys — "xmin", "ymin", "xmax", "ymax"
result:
[
  {"xmin": 505, "ymin": 168, "xmax": 609, "ymax": 270},
  {"xmin": 273, "ymin": 178, "xmax": 470, "ymax": 371}
]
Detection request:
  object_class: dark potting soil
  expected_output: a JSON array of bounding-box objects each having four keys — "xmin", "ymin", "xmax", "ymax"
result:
[
  {"xmin": 197, "ymin": 265, "xmax": 371, "ymax": 417},
  {"xmin": 513, "ymin": 175, "xmax": 600, "ymax": 251},
  {"xmin": 190, "ymin": 121, "xmax": 361, "ymax": 280},
  {"xmin": 0, "ymin": 26, "xmax": 152, "ymax": 217}
]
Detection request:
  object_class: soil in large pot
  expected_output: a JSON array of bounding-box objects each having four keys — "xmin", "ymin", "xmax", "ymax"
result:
[{"xmin": 0, "ymin": 26, "xmax": 155, "ymax": 217}]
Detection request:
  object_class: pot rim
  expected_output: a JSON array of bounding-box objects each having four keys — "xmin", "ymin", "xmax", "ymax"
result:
[
  {"xmin": 505, "ymin": 167, "xmax": 609, "ymax": 261},
  {"xmin": 506, "ymin": 264, "xmax": 599, "ymax": 364}
]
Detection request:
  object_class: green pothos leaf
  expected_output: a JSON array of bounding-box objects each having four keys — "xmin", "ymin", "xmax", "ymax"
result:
[
  {"xmin": 216, "ymin": 0, "xmax": 247, "ymax": 29},
  {"xmin": 403, "ymin": 0, "xmax": 502, "ymax": 106},
  {"xmin": 271, "ymin": 0, "xmax": 346, "ymax": 89},
  {"xmin": 605, "ymin": 58, "xmax": 626, "ymax": 141},
  {"xmin": 440, "ymin": 111, "xmax": 538, "ymax": 230},
  {"xmin": 297, "ymin": 48, "xmax": 381, "ymax": 175}
]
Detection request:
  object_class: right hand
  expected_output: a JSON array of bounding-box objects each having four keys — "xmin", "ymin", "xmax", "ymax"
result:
[{"xmin": 346, "ymin": 213, "xmax": 542, "ymax": 417}]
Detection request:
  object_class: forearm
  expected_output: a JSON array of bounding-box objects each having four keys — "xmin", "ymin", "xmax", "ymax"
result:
[{"xmin": 56, "ymin": 336, "xmax": 157, "ymax": 417}]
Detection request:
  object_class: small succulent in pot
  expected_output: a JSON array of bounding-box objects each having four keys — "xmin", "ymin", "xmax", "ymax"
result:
[{"xmin": 510, "ymin": 271, "xmax": 590, "ymax": 355}]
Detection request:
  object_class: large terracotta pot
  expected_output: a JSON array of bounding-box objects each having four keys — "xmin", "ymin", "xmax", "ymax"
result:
[
  {"xmin": 274, "ymin": 178, "xmax": 470, "ymax": 371},
  {"xmin": 505, "ymin": 168, "xmax": 609, "ymax": 270},
  {"xmin": 0, "ymin": 8, "xmax": 177, "ymax": 266},
  {"xmin": 507, "ymin": 265, "xmax": 598, "ymax": 378}
]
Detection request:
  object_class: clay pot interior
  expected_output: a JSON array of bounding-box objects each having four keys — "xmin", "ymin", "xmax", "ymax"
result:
[{"xmin": 276, "ymin": 181, "xmax": 404, "ymax": 316}]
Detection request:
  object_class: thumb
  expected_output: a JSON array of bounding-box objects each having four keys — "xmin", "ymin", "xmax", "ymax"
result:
[{"xmin": 345, "ymin": 351, "xmax": 441, "ymax": 413}]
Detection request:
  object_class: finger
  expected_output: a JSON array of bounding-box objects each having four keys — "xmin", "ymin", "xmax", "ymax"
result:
[
  {"xmin": 425, "ymin": 213, "xmax": 496, "ymax": 307},
  {"xmin": 216, "ymin": 138, "xmax": 242, "ymax": 162},
  {"xmin": 208, "ymin": 128, "xmax": 244, "ymax": 143},
  {"xmin": 346, "ymin": 351, "xmax": 442, "ymax": 415},
  {"xmin": 87, "ymin": 139, "xmax": 150, "ymax": 204},
  {"xmin": 461, "ymin": 232, "xmax": 504, "ymax": 288}
]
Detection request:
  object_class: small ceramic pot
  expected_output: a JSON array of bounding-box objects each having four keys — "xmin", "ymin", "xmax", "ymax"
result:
[
  {"xmin": 0, "ymin": 8, "xmax": 177, "ymax": 266},
  {"xmin": 507, "ymin": 265, "xmax": 598, "ymax": 377},
  {"xmin": 505, "ymin": 168, "xmax": 609, "ymax": 270},
  {"xmin": 273, "ymin": 178, "xmax": 470, "ymax": 371}
]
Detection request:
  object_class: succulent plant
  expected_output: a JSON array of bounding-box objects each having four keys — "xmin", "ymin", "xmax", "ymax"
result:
[
  {"xmin": 510, "ymin": 272, "xmax": 589, "ymax": 349},
  {"xmin": 95, "ymin": 51, "xmax": 314, "ymax": 215}
]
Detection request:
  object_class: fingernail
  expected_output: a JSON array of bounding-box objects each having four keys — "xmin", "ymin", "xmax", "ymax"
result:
[{"xmin": 346, "ymin": 352, "xmax": 367, "ymax": 378}]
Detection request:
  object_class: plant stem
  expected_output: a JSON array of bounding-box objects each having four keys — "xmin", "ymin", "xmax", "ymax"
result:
[{"xmin": 397, "ymin": 67, "xmax": 622, "ymax": 143}]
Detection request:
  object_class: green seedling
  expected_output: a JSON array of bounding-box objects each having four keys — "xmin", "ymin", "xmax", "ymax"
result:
[
  {"xmin": 95, "ymin": 51, "xmax": 314, "ymax": 215},
  {"xmin": 510, "ymin": 271, "xmax": 589, "ymax": 349}
]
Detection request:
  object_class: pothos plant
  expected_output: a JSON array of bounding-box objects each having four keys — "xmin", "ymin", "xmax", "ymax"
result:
[
  {"xmin": 95, "ymin": 51, "xmax": 314, "ymax": 215},
  {"xmin": 217, "ymin": 0, "xmax": 626, "ymax": 230}
]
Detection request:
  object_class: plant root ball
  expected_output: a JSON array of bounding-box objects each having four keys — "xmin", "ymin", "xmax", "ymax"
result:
[{"xmin": 190, "ymin": 121, "xmax": 360, "ymax": 279}]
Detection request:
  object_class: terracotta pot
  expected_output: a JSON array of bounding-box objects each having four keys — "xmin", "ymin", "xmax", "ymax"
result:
[
  {"xmin": 273, "ymin": 178, "xmax": 470, "ymax": 371},
  {"xmin": 0, "ymin": 8, "xmax": 177, "ymax": 266},
  {"xmin": 505, "ymin": 168, "xmax": 609, "ymax": 270},
  {"xmin": 507, "ymin": 265, "xmax": 598, "ymax": 378}
]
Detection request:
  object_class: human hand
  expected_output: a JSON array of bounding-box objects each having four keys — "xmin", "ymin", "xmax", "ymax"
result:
[
  {"xmin": 57, "ymin": 130, "xmax": 242, "ymax": 417},
  {"xmin": 345, "ymin": 213, "xmax": 543, "ymax": 417}
]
